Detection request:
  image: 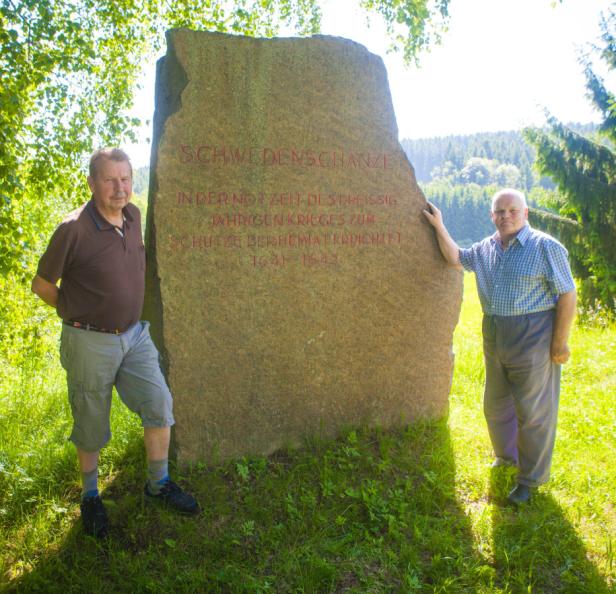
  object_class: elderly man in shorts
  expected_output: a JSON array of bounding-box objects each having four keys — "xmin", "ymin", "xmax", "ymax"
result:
[
  {"xmin": 423, "ymin": 189, "xmax": 577, "ymax": 505},
  {"xmin": 32, "ymin": 148, "xmax": 198, "ymax": 538}
]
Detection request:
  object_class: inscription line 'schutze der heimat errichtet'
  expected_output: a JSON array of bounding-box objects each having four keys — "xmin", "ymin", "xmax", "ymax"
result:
[{"xmin": 178, "ymin": 145, "xmax": 394, "ymax": 169}]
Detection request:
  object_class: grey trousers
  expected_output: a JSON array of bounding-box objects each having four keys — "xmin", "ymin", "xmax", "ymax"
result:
[{"xmin": 482, "ymin": 310, "xmax": 560, "ymax": 487}]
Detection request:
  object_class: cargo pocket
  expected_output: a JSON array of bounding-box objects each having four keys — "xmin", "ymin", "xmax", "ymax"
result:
[{"xmin": 67, "ymin": 383, "xmax": 112, "ymax": 451}]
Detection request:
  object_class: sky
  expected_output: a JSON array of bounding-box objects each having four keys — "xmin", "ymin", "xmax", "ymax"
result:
[{"xmin": 126, "ymin": 0, "xmax": 615, "ymax": 167}]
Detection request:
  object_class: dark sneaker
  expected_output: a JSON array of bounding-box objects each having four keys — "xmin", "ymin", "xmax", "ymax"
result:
[
  {"xmin": 507, "ymin": 483, "xmax": 532, "ymax": 505},
  {"xmin": 80, "ymin": 495, "xmax": 109, "ymax": 538},
  {"xmin": 144, "ymin": 480, "xmax": 200, "ymax": 515}
]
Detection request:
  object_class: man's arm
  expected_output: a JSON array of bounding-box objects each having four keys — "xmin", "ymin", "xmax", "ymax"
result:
[
  {"xmin": 551, "ymin": 289, "xmax": 577, "ymax": 364},
  {"xmin": 31, "ymin": 275, "xmax": 59, "ymax": 308},
  {"xmin": 422, "ymin": 202, "xmax": 463, "ymax": 269}
]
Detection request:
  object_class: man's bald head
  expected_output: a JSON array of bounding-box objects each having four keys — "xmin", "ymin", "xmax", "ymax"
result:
[
  {"xmin": 490, "ymin": 188, "xmax": 529, "ymax": 245},
  {"xmin": 491, "ymin": 188, "xmax": 527, "ymax": 212}
]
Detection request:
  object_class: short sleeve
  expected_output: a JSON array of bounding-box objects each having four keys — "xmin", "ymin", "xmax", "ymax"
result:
[
  {"xmin": 544, "ymin": 240, "xmax": 576, "ymax": 295},
  {"xmin": 36, "ymin": 222, "xmax": 76, "ymax": 284},
  {"xmin": 459, "ymin": 244, "xmax": 479, "ymax": 272}
]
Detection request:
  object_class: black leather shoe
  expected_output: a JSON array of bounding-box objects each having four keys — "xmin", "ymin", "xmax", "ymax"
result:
[
  {"xmin": 80, "ymin": 495, "xmax": 109, "ymax": 538},
  {"xmin": 507, "ymin": 483, "xmax": 532, "ymax": 505},
  {"xmin": 144, "ymin": 480, "xmax": 200, "ymax": 515}
]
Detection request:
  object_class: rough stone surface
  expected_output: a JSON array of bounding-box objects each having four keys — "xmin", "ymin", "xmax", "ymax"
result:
[{"xmin": 144, "ymin": 29, "xmax": 463, "ymax": 464}]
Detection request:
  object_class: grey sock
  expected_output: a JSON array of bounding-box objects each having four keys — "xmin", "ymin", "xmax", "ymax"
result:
[
  {"xmin": 81, "ymin": 467, "xmax": 98, "ymax": 499},
  {"xmin": 147, "ymin": 458, "xmax": 169, "ymax": 494}
]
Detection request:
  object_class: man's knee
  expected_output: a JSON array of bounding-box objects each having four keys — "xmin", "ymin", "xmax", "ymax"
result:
[
  {"xmin": 115, "ymin": 327, "xmax": 174, "ymax": 426},
  {"xmin": 70, "ymin": 420, "xmax": 112, "ymax": 452},
  {"xmin": 140, "ymin": 389, "xmax": 175, "ymax": 428},
  {"xmin": 483, "ymin": 382, "xmax": 515, "ymax": 418}
]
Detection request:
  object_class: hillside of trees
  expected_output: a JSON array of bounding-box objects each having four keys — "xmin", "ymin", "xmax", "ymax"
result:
[{"xmin": 401, "ymin": 124, "xmax": 597, "ymax": 189}]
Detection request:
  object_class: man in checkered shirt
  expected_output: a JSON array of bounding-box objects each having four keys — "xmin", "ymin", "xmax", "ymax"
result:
[{"xmin": 423, "ymin": 189, "xmax": 577, "ymax": 505}]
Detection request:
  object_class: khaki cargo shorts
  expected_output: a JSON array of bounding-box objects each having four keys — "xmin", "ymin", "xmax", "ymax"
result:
[{"xmin": 60, "ymin": 321, "xmax": 174, "ymax": 451}]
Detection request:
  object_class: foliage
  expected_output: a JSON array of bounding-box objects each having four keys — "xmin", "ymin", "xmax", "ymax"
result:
[
  {"xmin": 131, "ymin": 165, "xmax": 150, "ymax": 196},
  {"xmin": 1, "ymin": 275, "xmax": 614, "ymax": 591},
  {"xmin": 360, "ymin": 0, "xmax": 449, "ymax": 64},
  {"xmin": 0, "ymin": 0, "xmax": 451, "ymax": 279},
  {"xmin": 403, "ymin": 126, "xmax": 598, "ymax": 191},
  {"xmin": 403, "ymin": 129, "xmax": 543, "ymax": 190},
  {"xmin": 0, "ymin": 0, "xmax": 308, "ymax": 277},
  {"xmin": 525, "ymin": 10, "xmax": 616, "ymax": 312},
  {"xmin": 0, "ymin": 274, "xmax": 57, "ymax": 391},
  {"xmin": 456, "ymin": 157, "xmax": 524, "ymax": 187}
]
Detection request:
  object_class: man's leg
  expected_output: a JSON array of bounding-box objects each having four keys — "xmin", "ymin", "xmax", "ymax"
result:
[
  {"xmin": 502, "ymin": 311, "xmax": 559, "ymax": 489},
  {"xmin": 482, "ymin": 315, "xmax": 519, "ymax": 464},
  {"xmin": 77, "ymin": 449, "xmax": 100, "ymax": 496},
  {"xmin": 512, "ymin": 363, "xmax": 560, "ymax": 487},
  {"xmin": 115, "ymin": 322, "xmax": 199, "ymax": 514},
  {"xmin": 144, "ymin": 426, "xmax": 171, "ymax": 460},
  {"xmin": 508, "ymin": 365, "xmax": 559, "ymax": 504},
  {"xmin": 76, "ymin": 448, "xmax": 109, "ymax": 537},
  {"xmin": 144, "ymin": 426, "xmax": 171, "ymax": 491},
  {"xmin": 60, "ymin": 325, "xmax": 121, "ymax": 536}
]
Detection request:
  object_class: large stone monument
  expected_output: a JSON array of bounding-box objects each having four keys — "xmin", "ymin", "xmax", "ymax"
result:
[{"xmin": 144, "ymin": 29, "xmax": 463, "ymax": 463}]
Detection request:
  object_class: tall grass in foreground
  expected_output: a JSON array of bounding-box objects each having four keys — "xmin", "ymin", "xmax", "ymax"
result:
[{"xmin": 1, "ymin": 275, "xmax": 614, "ymax": 592}]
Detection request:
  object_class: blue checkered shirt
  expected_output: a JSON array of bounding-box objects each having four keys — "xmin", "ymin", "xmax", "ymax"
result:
[{"xmin": 459, "ymin": 224, "xmax": 575, "ymax": 316}]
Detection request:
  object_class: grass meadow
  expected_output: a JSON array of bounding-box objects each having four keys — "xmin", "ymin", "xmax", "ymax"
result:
[{"xmin": 0, "ymin": 275, "xmax": 614, "ymax": 593}]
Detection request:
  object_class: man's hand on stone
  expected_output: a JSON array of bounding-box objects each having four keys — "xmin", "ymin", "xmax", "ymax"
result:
[
  {"xmin": 421, "ymin": 202, "xmax": 462, "ymax": 268},
  {"xmin": 422, "ymin": 202, "xmax": 443, "ymax": 228},
  {"xmin": 550, "ymin": 340, "xmax": 571, "ymax": 364}
]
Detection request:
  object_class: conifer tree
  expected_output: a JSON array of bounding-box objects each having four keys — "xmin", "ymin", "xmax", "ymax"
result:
[{"xmin": 525, "ymin": 11, "xmax": 616, "ymax": 312}]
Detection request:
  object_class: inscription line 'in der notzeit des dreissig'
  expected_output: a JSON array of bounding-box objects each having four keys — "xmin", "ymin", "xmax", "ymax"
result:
[{"xmin": 175, "ymin": 191, "xmax": 399, "ymax": 208}]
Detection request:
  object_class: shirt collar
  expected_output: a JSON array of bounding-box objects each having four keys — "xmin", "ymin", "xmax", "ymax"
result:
[
  {"xmin": 515, "ymin": 223, "xmax": 531, "ymax": 246},
  {"xmin": 86, "ymin": 198, "xmax": 133, "ymax": 231}
]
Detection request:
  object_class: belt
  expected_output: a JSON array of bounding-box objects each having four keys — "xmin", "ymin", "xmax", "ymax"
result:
[{"xmin": 63, "ymin": 320, "xmax": 125, "ymax": 335}]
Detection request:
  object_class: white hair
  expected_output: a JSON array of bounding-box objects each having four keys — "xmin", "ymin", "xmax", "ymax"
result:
[{"xmin": 491, "ymin": 188, "xmax": 527, "ymax": 211}]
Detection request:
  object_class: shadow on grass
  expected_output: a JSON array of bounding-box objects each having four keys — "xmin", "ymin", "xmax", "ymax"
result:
[
  {"xmin": 488, "ymin": 468, "xmax": 611, "ymax": 593},
  {"xmin": 10, "ymin": 418, "xmax": 486, "ymax": 592}
]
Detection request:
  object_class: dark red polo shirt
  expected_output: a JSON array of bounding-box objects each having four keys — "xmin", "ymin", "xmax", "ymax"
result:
[{"xmin": 37, "ymin": 200, "xmax": 145, "ymax": 331}]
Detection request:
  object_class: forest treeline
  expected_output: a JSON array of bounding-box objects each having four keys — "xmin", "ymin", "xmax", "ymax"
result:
[{"xmin": 401, "ymin": 124, "xmax": 597, "ymax": 189}]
